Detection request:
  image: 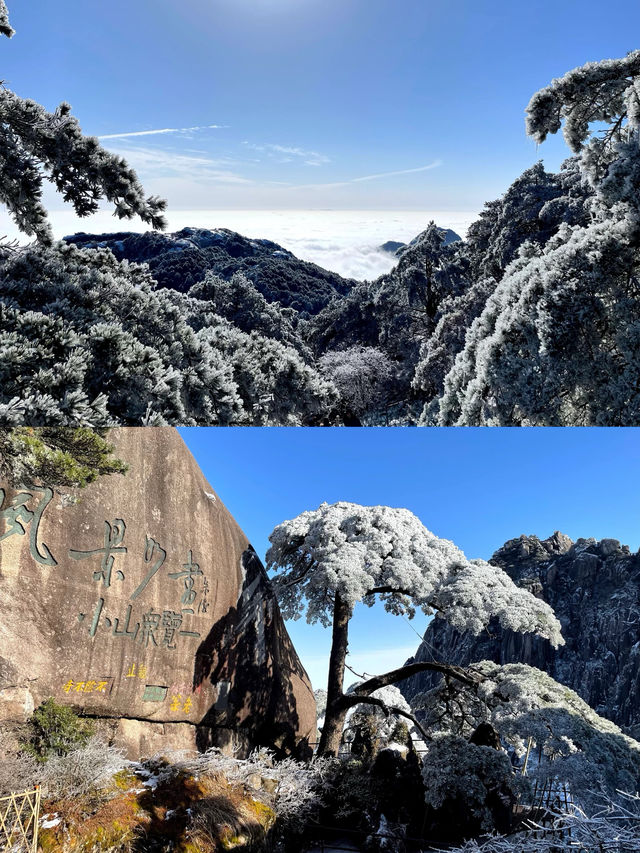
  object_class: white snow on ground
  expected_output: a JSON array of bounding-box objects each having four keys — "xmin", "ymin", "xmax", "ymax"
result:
[{"xmin": 40, "ymin": 814, "xmax": 61, "ymax": 829}]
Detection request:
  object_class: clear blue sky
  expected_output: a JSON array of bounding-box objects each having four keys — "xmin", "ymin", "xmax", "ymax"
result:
[
  {"xmin": 179, "ymin": 427, "xmax": 640, "ymax": 690},
  {"xmin": 6, "ymin": 0, "xmax": 640, "ymax": 210}
]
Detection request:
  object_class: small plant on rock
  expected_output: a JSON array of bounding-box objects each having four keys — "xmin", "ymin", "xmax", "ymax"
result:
[{"xmin": 22, "ymin": 698, "xmax": 94, "ymax": 762}]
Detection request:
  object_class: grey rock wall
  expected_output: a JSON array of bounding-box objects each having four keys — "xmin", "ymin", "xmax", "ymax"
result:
[{"xmin": 400, "ymin": 532, "xmax": 640, "ymax": 739}]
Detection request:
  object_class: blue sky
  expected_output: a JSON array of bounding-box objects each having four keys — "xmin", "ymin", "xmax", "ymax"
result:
[
  {"xmin": 179, "ymin": 427, "xmax": 640, "ymax": 690},
  {"xmin": 6, "ymin": 0, "xmax": 640, "ymax": 210}
]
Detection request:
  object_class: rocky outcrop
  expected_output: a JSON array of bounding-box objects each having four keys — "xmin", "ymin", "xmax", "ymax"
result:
[
  {"xmin": 399, "ymin": 532, "xmax": 640, "ymax": 739},
  {"xmin": 378, "ymin": 228, "xmax": 461, "ymax": 257},
  {"xmin": 0, "ymin": 428, "xmax": 316, "ymax": 758},
  {"xmin": 65, "ymin": 227, "xmax": 354, "ymax": 314}
]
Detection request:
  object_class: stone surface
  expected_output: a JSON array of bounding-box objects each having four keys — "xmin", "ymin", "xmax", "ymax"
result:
[
  {"xmin": 0, "ymin": 427, "xmax": 316, "ymax": 758},
  {"xmin": 399, "ymin": 532, "xmax": 640, "ymax": 739}
]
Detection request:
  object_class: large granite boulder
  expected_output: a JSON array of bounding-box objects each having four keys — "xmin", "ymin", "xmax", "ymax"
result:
[
  {"xmin": 0, "ymin": 428, "xmax": 316, "ymax": 758},
  {"xmin": 399, "ymin": 532, "xmax": 640, "ymax": 740}
]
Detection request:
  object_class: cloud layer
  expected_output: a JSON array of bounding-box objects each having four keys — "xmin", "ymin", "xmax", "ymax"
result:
[{"xmin": 33, "ymin": 208, "xmax": 477, "ymax": 281}]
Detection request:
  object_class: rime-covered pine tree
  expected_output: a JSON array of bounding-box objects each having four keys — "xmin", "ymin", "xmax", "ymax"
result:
[
  {"xmin": 432, "ymin": 51, "xmax": 640, "ymax": 425},
  {"xmin": 0, "ymin": 2, "xmax": 166, "ymax": 243},
  {"xmin": 267, "ymin": 502, "xmax": 563, "ymax": 756}
]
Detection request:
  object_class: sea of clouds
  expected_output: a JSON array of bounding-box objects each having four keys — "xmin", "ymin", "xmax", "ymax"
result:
[{"xmin": 1, "ymin": 208, "xmax": 479, "ymax": 281}]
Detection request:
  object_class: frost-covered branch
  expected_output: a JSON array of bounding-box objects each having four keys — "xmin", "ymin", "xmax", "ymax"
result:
[
  {"xmin": 446, "ymin": 791, "xmax": 640, "ymax": 852},
  {"xmin": 0, "ymin": 0, "xmax": 13, "ymax": 38},
  {"xmin": 339, "ymin": 692, "xmax": 431, "ymax": 743},
  {"xmin": 352, "ymin": 659, "xmax": 480, "ymax": 694},
  {"xmin": 0, "ymin": 3, "xmax": 166, "ymax": 241}
]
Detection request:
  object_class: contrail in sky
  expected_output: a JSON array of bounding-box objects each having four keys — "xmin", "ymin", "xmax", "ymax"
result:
[{"xmin": 98, "ymin": 125, "xmax": 226, "ymax": 140}]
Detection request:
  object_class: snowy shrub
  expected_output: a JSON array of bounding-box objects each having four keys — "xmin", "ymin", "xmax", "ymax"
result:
[
  {"xmin": 0, "ymin": 731, "xmax": 39, "ymax": 795},
  {"xmin": 344, "ymin": 684, "xmax": 414, "ymax": 756},
  {"xmin": 421, "ymin": 735, "xmax": 516, "ymax": 833},
  {"xmin": 177, "ymin": 747, "xmax": 335, "ymax": 828},
  {"xmin": 38, "ymin": 737, "xmax": 126, "ymax": 798},
  {"xmin": 318, "ymin": 345, "xmax": 396, "ymax": 420},
  {"xmin": 414, "ymin": 661, "xmax": 640, "ymax": 812}
]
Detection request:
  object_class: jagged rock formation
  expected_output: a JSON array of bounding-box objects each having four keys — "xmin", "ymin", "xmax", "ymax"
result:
[
  {"xmin": 65, "ymin": 227, "xmax": 355, "ymax": 314},
  {"xmin": 399, "ymin": 532, "xmax": 640, "ymax": 739},
  {"xmin": 0, "ymin": 428, "xmax": 316, "ymax": 758}
]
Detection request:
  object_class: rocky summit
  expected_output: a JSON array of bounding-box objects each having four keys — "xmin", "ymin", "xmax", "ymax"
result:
[
  {"xmin": 0, "ymin": 428, "xmax": 316, "ymax": 758},
  {"xmin": 399, "ymin": 532, "xmax": 640, "ymax": 739}
]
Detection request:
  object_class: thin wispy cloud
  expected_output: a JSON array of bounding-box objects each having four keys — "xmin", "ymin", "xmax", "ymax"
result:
[
  {"xmin": 243, "ymin": 141, "xmax": 330, "ymax": 166},
  {"xmin": 291, "ymin": 160, "xmax": 443, "ymax": 190},
  {"xmin": 105, "ymin": 145, "xmax": 252, "ymax": 185},
  {"xmin": 98, "ymin": 124, "xmax": 227, "ymax": 140}
]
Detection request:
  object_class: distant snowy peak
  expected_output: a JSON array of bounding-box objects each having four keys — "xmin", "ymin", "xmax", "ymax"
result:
[{"xmin": 378, "ymin": 226, "xmax": 461, "ymax": 257}]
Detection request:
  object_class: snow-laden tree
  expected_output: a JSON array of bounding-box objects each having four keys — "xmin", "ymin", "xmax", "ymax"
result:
[
  {"xmin": 343, "ymin": 683, "xmax": 419, "ymax": 758},
  {"xmin": 0, "ymin": 427, "xmax": 126, "ymax": 487},
  {"xmin": 412, "ymin": 277, "xmax": 497, "ymax": 418},
  {"xmin": 267, "ymin": 502, "xmax": 563, "ymax": 756},
  {"xmin": 413, "ymin": 661, "xmax": 640, "ymax": 812},
  {"xmin": 0, "ymin": 4, "xmax": 166, "ymax": 242},
  {"xmin": 431, "ymin": 51, "xmax": 640, "ymax": 425},
  {"xmin": 0, "ymin": 243, "xmax": 337, "ymax": 425},
  {"xmin": 318, "ymin": 346, "xmax": 396, "ymax": 422}
]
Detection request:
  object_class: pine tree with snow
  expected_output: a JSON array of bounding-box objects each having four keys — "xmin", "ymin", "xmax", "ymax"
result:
[
  {"xmin": 431, "ymin": 51, "xmax": 640, "ymax": 425},
  {"xmin": 0, "ymin": 3, "xmax": 166, "ymax": 243},
  {"xmin": 267, "ymin": 502, "xmax": 563, "ymax": 756}
]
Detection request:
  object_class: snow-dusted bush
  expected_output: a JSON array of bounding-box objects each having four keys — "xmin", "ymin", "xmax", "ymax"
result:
[
  {"xmin": 177, "ymin": 747, "xmax": 335, "ymax": 828},
  {"xmin": 0, "ymin": 242, "xmax": 336, "ymax": 426},
  {"xmin": 446, "ymin": 792, "xmax": 640, "ymax": 852},
  {"xmin": 0, "ymin": 731, "xmax": 39, "ymax": 795},
  {"xmin": 318, "ymin": 345, "xmax": 396, "ymax": 420},
  {"xmin": 344, "ymin": 684, "xmax": 414, "ymax": 755},
  {"xmin": 38, "ymin": 736, "xmax": 126, "ymax": 798},
  {"xmin": 421, "ymin": 735, "xmax": 516, "ymax": 833},
  {"xmin": 414, "ymin": 661, "xmax": 640, "ymax": 811}
]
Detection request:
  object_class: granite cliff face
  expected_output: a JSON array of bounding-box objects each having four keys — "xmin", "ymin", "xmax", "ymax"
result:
[
  {"xmin": 400, "ymin": 532, "xmax": 640, "ymax": 738},
  {"xmin": 0, "ymin": 428, "xmax": 316, "ymax": 758}
]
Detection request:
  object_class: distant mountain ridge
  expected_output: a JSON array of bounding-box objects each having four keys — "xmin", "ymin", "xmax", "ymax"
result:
[
  {"xmin": 65, "ymin": 226, "xmax": 356, "ymax": 315},
  {"xmin": 399, "ymin": 532, "xmax": 640, "ymax": 739}
]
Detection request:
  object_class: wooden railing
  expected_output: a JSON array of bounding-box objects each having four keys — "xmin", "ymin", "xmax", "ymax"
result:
[{"xmin": 0, "ymin": 787, "xmax": 41, "ymax": 853}]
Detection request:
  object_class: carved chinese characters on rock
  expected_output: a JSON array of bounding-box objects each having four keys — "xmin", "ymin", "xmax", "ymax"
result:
[
  {"xmin": 0, "ymin": 486, "xmax": 213, "ymax": 712},
  {"xmin": 0, "ymin": 486, "xmax": 57, "ymax": 566}
]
